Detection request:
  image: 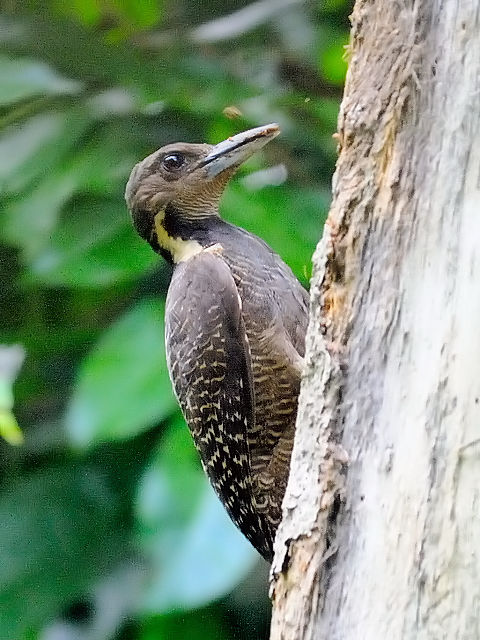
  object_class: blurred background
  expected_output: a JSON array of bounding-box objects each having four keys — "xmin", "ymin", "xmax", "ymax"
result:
[{"xmin": 0, "ymin": 1, "xmax": 351, "ymax": 638}]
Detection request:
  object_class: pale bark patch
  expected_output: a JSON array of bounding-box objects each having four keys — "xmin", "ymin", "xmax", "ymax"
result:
[{"xmin": 270, "ymin": 1, "xmax": 480, "ymax": 638}]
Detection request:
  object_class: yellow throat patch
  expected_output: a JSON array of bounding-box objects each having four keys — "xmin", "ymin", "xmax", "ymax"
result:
[{"xmin": 154, "ymin": 212, "xmax": 203, "ymax": 264}]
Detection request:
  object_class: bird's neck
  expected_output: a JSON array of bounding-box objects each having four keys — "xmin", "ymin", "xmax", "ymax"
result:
[{"xmin": 153, "ymin": 204, "xmax": 223, "ymax": 265}]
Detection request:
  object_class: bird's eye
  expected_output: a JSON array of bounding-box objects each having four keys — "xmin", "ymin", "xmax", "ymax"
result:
[{"xmin": 162, "ymin": 153, "xmax": 185, "ymax": 171}]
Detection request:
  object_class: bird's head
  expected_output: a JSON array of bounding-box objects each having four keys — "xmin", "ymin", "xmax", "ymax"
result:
[{"xmin": 125, "ymin": 123, "xmax": 280, "ymax": 246}]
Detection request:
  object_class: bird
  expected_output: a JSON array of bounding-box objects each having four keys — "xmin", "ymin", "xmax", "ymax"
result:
[{"xmin": 125, "ymin": 123, "xmax": 309, "ymax": 561}]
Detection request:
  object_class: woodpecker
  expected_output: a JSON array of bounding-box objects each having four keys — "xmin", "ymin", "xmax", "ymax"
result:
[{"xmin": 125, "ymin": 124, "xmax": 309, "ymax": 561}]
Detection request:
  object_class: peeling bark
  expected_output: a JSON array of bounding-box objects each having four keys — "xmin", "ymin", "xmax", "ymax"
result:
[{"xmin": 270, "ymin": 1, "xmax": 480, "ymax": 638}]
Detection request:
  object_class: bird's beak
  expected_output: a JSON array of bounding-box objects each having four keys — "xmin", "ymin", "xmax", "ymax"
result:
[{"xmin": 198, "ymin": 123, "xmax": 281, "ymax": 178}]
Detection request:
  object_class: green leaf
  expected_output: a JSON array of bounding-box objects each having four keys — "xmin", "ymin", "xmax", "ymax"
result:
[
  {"xmin": 66, "ymin": 298, "xmax": 176, "ymax": 447},
  {"xmin": 320, "ymin": 0, "xmax": 350, "ymax": 12},
  {"xmin": 139, "ymin": 608, "xmax": 227, "ymax": 640},
  {"xmin": 0, "ymin": 466, "xmax": 125, "ymax": 639},
  {"xmin": 136, "ymin": 414, "xmax": 203, "ymax": 535},
  {"xmin": 2, "ymin": 171, "xmax": 81, "ymax": 258},
  {"xmin": 54, "ymin": 0, "xmax": 162, "ymax": 31},
  {"xmin": 111, "ymin": 0, "xmax": 163, "ymax": 29},
  {"xmin": 2, "ymin": 125, "xmax": 140, "ymax": 262},
  {"xmin": 136, "ymin": 422, "xmax": 258, "ymax": 614},
  {"xmin": 52, "ymin": 0, "xmax": 102, "ymax": 26},
  {"xmin": 27, "ymin": 198, "xmax": 157, "ymax": 287},
  {"xmin": 0, "ymin": 110, "xmax": 90, "ymax": 196},
  {"xmin": 0, "ymin": 55, "xmax": 81, "ymax": 106},
  {"xmin": 320, "ymin": 34, "xmax": 349, "ymax": 85}
]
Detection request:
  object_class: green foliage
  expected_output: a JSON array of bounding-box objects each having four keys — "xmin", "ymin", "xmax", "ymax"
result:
[
  {"xmin": 0, "ymin": 55, "xmax": 81, "ymax": 106},
  {"xmin": 0, "ymin": 0, "xmax": 351, "ymax": 637},
  {"xmin": 66, "ymin": 299, "xmax": 176, "ymax": 447},
  {"xmin": 138, "ymin": 607, "xmax": 228, "ymax": 640},
  {"xmin": 0, "ymin": 466, "xmax": 126, "ymax": 639},
  {"xmin": 26, "ymin": 198, "xmax": 157, "ymax": 287},
  {"xmin": 319, "ymin": 34, "xmax": 349, "ymax": 84},
  {"xmin": 0, "ymin": 345, "xmax": 25, "ymax": 445}
]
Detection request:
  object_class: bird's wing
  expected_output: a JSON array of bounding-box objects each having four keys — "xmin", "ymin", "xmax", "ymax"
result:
[{"xmin": 165, "ymin": 250, "xmax": 274, "ymax": 559}]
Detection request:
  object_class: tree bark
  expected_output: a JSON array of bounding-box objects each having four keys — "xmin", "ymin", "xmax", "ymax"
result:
[{"xmin": 270, "ymin": 1, "xmax": 480, "ymax": 638}]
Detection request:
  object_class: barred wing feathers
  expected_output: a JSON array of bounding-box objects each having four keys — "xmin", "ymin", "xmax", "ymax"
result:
[{"xmin": 165, "ymin": 251, "xmax": 273, "ymax": 559}]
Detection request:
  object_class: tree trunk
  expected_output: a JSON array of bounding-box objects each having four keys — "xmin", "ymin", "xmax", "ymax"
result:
[{"xmin": 270, "ymin": 1, "xmax": 480, "ymax": 638}]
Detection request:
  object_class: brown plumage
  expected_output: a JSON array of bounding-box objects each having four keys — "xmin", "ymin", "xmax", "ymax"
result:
[{"xmin": 125, "ymin": 124, "xmax": 308, "ymax": 561}]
